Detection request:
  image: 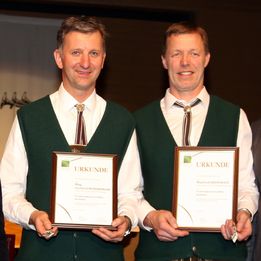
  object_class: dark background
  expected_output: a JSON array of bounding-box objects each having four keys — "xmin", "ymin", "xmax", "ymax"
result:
[{"xmin": 1, "ymin": 0, "xmax": 261, "ymax": 123}]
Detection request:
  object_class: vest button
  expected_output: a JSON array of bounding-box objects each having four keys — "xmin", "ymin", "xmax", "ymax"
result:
[{"xmin": 192, "ymin": 245, "xmax": 197, "ymax": 253}]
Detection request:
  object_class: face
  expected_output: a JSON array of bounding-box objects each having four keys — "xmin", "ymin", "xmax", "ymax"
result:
[
  {"xmin": 54, "ymin": 31, "xmax": 106, "ymax": 99},
  {"xmin": 162, "ymin": 33, "xmax": 210, "ymax": 100}
]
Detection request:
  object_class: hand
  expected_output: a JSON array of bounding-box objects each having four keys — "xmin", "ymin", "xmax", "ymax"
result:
[
  {"xmin": 143, "ymin": 210, "xmax": 189, "ymax": 241},
  {"xmin": 221, "ymin": 210, "xmax": 252, "ymax": 241},
  {"xmin": 29, "ymin": 210, "xmax": 58, "ymax": 240},
  {"xmin": 92, "ymin": 216, "xmax": 130, "ymax": 242}
]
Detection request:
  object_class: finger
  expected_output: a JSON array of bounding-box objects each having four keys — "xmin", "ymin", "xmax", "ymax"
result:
[
  {"xmin": 221, "ymin": 224, "xmax": 231, "ymax": 240},
  {"xmin": 157, "ymin": 235, "xmax": 178, "ymax": 241},
  {"xmin": 111, "ymin": 217, "xmax": 124, "ymax": 228},
  {"xmin": 92, "ymin": 228, "xmax": 122, "ymax": 242},
  {"xmin": 225, "ymin": 220, "xmax": 235, "ymax": 238},
  {"xmin": 167, "ymin": 215, "xmax": 178, "ymax": 229},
  {"xmin": 42, "ymin": 219, "xmax": 53, "ymax": 231},
  {"xmin": 52, "ymin": 227, "xmax": 59, "ymax": 236}
]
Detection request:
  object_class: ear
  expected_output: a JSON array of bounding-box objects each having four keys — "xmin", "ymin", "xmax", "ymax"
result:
[
  {"xmin": 54, "ymin": 49, "xmax": 63, "ymax": 69},
  {"xmin": 204, "ymin": 52, "xmax": 210, "ymax": 68},
  {"xmin": 161, "ymin": 55, "xmax": 168, "ymax": 69}
]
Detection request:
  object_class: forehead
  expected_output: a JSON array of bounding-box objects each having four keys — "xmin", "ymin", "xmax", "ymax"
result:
[
  {"xmin": 166, "ymin": 33, "xmax": 204, "ymax": 51},
  {"xmin": 63, "ymin": 31, "xmax": 104, "ymax": 50}
]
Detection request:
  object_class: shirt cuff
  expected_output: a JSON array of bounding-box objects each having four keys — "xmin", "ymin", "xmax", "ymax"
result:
[
  {"xmin": 135, "ymin": 199, "xmax": 155, "ymax": 231},
  {"xmin": 17, "ymin": 204, "xmax": 38, "ymax": 230}
]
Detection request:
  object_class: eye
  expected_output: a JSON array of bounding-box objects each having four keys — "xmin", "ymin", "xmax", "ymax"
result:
[
  {"xmin": 90, "ymin": 50, "xmax": 99, "ymax": 57},
  {"xmin": 71, "ymin": 50, "xmax": 81, "ymax": 56},
  {"xmin": 191, "ymin": 51, "xmax": 200, "ymax": 57},
  {"xmin": 171, "ymin": 52, "xmax": 180, "ymax": 58}
]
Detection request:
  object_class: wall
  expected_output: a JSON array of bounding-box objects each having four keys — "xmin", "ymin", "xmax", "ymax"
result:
[
  {"xmin": 2, "ymin": 0, "xmax": 260, "ymax": 123},
  {"xmin": 196, "ymin": 7, "xmax": 261, "ymax": 123}
]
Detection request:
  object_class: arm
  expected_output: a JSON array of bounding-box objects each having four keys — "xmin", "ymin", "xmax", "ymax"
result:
[
  {"xmin": 221, "ymin": 109, "xmax": 259, "ymax": 241},
  {"xmin": 0, "ymin": 116, "xmax": 36, "ymax": 228},
  {"xmin": 0, "ymin": 117, "xmax": 57, "ymax": 239}
]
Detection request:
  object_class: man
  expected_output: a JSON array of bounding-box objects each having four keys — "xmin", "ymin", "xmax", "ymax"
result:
[
  {"xmin": 0, "ymin": 16, "xmax": 142, "ymax": 261},
  {"xmin": 251, "ymin": 118, "xmax": 261, "ymax": 261},
  {"xmin": 134, "ymin": 22, "xmax": 259, "ymax": 261},
  {"xmin": 0, "ymin": 182, "xmax": 8, "ymax": 261}
]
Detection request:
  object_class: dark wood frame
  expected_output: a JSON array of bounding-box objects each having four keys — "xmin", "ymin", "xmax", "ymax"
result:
[
  {"xmin": 50, "ymin": 151, "xmax": 117, "ymax": 230},
  {"xmin": 172, "ymin": 146, "xmax": 239, "ymax": 232}
]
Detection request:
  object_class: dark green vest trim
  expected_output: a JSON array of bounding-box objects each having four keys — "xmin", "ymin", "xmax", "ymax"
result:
[
  {"xmin": 16, "ymin": 96, "xmax": 134, "ymax": 261},
  {"xmin": 134, "ymin": 96, "xmax": 244, "ymax": 261}
]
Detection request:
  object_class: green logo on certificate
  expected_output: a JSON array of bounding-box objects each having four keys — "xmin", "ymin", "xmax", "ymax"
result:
[
  {"xmin": 184, "ymin": 156, "xmax": 192, "ymax": 163},
  {"xmin": 61, "ymin": 160, "xmax": 70, "ymax": 167}
]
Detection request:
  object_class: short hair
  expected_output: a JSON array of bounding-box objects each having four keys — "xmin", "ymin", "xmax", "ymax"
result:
[
  {"xmin": 162, "ymin": 21, "xmax": 209, "ymax": 55},
  {"xmin": 56, "ymin": 16, "xmax": 107, "ymax": 51}
]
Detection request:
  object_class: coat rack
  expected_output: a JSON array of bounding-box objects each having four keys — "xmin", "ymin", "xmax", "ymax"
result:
[{"xmin": 0, "ymin": 92, "xmax": 31, "ymax": 109}]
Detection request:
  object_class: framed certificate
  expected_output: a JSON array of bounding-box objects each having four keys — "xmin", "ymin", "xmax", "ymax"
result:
[
  {"xmin": 50, "ymin": 152, "xmax": 117, "ymax": 230},
  {"xmin": 172, "ymin": 147, "xmax": 239, "ymax": 232}
]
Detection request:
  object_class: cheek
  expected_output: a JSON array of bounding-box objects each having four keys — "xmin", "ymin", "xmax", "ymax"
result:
[{"xmin": 168, "ymin": 62, "xmax": 180, "ymax": 74}]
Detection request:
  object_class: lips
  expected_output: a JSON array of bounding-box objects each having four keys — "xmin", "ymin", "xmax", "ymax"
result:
[
  {"xmin": 178, "ymin": 71, "xmax": 193, "ymax": 75},
  {"xmin": 77, "ymin": 70, "xmax": 92, "ymax": 77}
]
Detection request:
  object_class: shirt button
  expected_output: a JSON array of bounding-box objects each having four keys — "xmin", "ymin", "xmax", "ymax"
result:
[
  {"xmin": 74, "ymin": 232, "xmax": 77, "ymax": 238},
  {"xmin": 74, "ymin": 254, "xmax": 78, "ymax": 260},
  {"xmin": 192, "ymin": 246, "xmax": 197, "ymax": 253}
]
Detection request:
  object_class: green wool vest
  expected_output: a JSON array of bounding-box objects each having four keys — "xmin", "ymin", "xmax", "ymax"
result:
[
  {"xmin": 16, "ymin": 96, "xmax": 134, "ymax": 261},
  {"xmin": 134, "ymin": 95, "xmax": 245, "ymax": 261}
]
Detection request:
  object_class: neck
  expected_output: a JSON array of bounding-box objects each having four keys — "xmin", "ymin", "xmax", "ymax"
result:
[
  {"xmin": 170, "ymin": 87, "xmax": 203, "ymax": 102},
  {"xmin": 63, "ymin": 84, "xmax": 95, "ymax": 103}
]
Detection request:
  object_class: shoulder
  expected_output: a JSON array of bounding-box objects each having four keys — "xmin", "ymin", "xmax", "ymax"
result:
[
  {"xmin": 17, "ymin": 95, "xmax": 50, "ymax": 114},
  {"xmin": 211, "ymin": 95, "xmax": 240, "ymax": 110}
]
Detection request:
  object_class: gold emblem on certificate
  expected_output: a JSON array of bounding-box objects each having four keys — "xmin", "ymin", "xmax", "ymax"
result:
[
  {"xmin": 172, "ymin": 147, "xmax": 239, "ymax": 232},
  {"xmin": 50, "ymin": 152, "xmax": 117, "ymax": 230}
]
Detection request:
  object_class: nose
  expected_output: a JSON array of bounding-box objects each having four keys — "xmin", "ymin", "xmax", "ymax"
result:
[
  {"xmin": 80, "ymin": 54, "xmax": 90, "ymax": 69},
  {"xmin": 181, "ymin": 54, "xmax": 190, "ymax": 67}
]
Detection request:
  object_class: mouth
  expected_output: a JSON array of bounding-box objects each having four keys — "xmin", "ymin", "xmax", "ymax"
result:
[
  {"xmin": 76, "ymin": 70, "xmax": 92, "ymax": 77},
  {"xmin": 177, "ymin": 71, "xmax": 193, "ymax": 76}
]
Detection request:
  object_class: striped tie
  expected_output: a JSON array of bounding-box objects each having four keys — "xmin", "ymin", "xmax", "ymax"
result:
[
  {"xmin": 75, "ymin": 104, "xmax": 87, "ymax": 145},
  {"xmin": 174, "ymin": 99, "xmax": 201, "ymax": 146}
]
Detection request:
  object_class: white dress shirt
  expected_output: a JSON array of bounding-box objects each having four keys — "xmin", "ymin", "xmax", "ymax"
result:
[
  {"xmin": 136, "ymin": 87, "xmax": 259, "ymax": 228},
  {"xmin": 0, "ymin": 84, "xmax": 143, "ymax": 229}
]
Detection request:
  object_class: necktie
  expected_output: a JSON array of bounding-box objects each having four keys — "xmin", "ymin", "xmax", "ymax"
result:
[
  {"xmin": 174, "ymin": 99, "xmax": 201, "ymax": 146},
  {"xmin": 75, "ymin": 104, "xmax": 87, "ymax": 145}
]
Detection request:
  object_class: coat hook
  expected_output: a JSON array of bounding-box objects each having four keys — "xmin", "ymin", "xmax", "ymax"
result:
[
  {"xmin": 1, "ymin": 92, "xmax": 14, "ymax": 109},
  {"xmin": 21, "ymin": 91, "xmax": 31, "ymax": 104}
]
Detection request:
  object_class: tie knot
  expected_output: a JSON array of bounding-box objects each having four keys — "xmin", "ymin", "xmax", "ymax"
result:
[
  {"xmin": 75, "ymin": 104, "xmax": 85, "ymax": 113},
  {"xmin": 174, "ymin": 98, "xmax": 201, "ymax": 111},
  {"xmin": 184, "ymin": 105, "xmax": 191, "ymax": 113}
]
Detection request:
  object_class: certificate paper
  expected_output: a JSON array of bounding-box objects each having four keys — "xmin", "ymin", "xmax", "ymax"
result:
[
  {"xmin": 50, "ymin": 152, "xmax": 117, "ymax": 230},
  {"xmin": 173, "ymin": 147, "xmax": 239, "ymax": 232}
]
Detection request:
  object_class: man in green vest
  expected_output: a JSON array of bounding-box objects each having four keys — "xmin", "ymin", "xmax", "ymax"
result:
[
  {"xmin": 134, "ymin": 22, "xmax": 259, "ymax": 261},
  {"xmin": 0, "ymin": 16, "xmax": 142, "ymax": 261}
]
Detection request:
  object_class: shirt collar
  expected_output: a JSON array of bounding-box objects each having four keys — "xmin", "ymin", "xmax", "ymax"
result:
[
  {"xmin": 164, "ymin": 87, "xmax": 210, "ymax": 111},
  {"xmin": 58, "ymin": 83, "xmax": 97, "ymax": 112}
]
